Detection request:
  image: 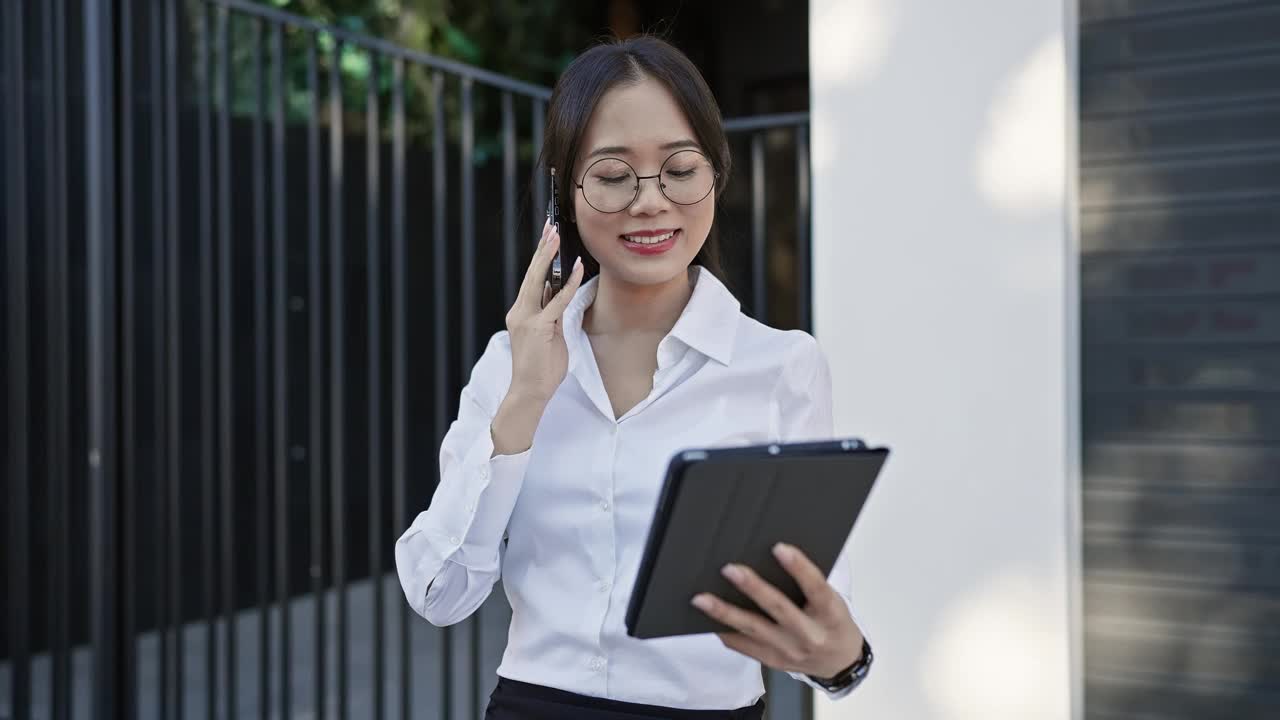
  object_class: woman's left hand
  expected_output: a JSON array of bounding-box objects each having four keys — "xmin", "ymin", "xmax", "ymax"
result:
[{"xmin": 691, "ymin": 542, "xmax": 864, "ymax": 680}]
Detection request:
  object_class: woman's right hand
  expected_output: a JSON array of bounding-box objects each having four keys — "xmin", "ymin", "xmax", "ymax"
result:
[{"xmin": 504, "ymin": 220, "xmax": 585, "ymax": 404}]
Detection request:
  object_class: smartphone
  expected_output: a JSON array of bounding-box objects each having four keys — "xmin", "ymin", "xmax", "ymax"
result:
[{"xmin": 543, "ymin": 167, "xmax": 564, "ymax": 308}]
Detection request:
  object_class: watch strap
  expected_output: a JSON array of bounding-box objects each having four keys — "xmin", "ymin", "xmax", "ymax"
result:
[{"xmin": 809, "ymin": 636, "xmax": 873, "ymax": 693}]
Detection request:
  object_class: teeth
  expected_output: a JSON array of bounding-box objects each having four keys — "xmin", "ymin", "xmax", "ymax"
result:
[{"xmin": 623, "ymin": 230, "xmax": 675, "ymax": 244}]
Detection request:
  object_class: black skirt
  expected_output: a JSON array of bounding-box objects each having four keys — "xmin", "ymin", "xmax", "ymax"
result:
[{"xmin": 484, "ymin": 676, "xmax": 766, "ymax": 720}]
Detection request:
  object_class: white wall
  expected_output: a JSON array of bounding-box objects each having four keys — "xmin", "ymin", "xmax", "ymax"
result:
[{"xmin": 808, "ymin": 1, "xmax": 1076, "ymax": 719}]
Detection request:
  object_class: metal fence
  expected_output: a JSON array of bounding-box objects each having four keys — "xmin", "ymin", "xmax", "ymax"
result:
[{"xmin": 1, "ymin": 1, "xmax": 814, "ymax": 718}]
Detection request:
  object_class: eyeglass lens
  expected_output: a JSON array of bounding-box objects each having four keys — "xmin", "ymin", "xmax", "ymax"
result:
[{"xmin": 579, "ymin": 150, "xmax": 715, "ymax": 213}]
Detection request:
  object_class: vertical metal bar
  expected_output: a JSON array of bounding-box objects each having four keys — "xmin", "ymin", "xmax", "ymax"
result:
[
  {"xmin": 305, "ymin": 33, "xmax": 327, "ymax": 720},
  {"xmin": 251, "ymin": 18, "xmax": 273, "ymax": 720},
  {"xmin": 431, "ymin": 72, "xmax": 448, "ymax": 439},
  {"xmin": 4, "ymin": 0, "xmax": 31, "ymax": 716},
  {"xmin": 531, "ymin": 99, "xmax": 546, "ymax": 242},
  {"xmin": 329, "ymin": 39, "xmax": 349, "ymax": 720},
  {"xmin": 460, "ymin": 77, "xmax": 476, "ymax": 377},
  {"xmin": 460, "ymin": 79, "xmax": 482, "ymax": 715},
  {"xmin": 430, "ymin": 69, "xmax": 452, "ymax": 720},
  {"xmin": 390, "ymin": 56, "xmax": 411, "ymax": 720},
  {"xmin": 463, "ymin": 82, "xmax": 480, "ymax": 720},
  {"xmin": 216, "ymin": 8, "xmax": 237, "ymax": 718},
  {"xmin": 761, "ymin": 673, "xmax": 771, "ymax": 720},
  {"xmin": 86, "ymin": 0, "xmax": 121, "ymax": 713},
  {"xmin": 365, "ymin": 49, "xmax": 385, "ymax": 720},
  {"xmin": 271, "ymin": 20, "xmax": 291, "ymax": 720},
  {"xmin": 460, "ymin": 79, "xmax": 483, "ymax": 711},
  {"xmin": 164, "ymin": 0, "xmax": 184, "ymax": 714},
  {"xmin": 750, "ymin": 132, "xmax": 766, "ymax": 321},
  {"xmin": 795, "ymin": 124, "xmax": 810, "ymax": 333},
  {"xmin": 151, "ymin": 0, "xmax": 170, "ymax": 713},
  {"xmin": 44, "ymin": 0, "xmax": 72, "ymax": 715},
  {"xmin": 800, "ymin": 661, "xmax": 815, "ymax": 720},
  {"xmin": 116, "ymin": 0, "xmax": 138, "ymax": 717},
  {"xmin": 501, "ymin": 91, "xmax": 517, "ymax": 306},
  {"xmin": 196, "ymin": 7, "xmax": 218, "ymax": 718}
]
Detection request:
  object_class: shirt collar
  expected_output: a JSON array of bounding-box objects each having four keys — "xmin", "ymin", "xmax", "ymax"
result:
[{"xmin": 563, "ymin": 265, "xmax": 741, "ymax": 367}]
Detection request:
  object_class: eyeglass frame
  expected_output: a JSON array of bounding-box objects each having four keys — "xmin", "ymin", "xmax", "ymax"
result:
[{"xmin": 572, "ymin": 149, "xmax": 721, "ymax": 214}]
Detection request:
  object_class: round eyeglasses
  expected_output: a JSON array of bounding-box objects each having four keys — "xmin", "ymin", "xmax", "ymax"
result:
[{"xmin": 574, "ymin": 149, "xmax": 719, "ymax": 214}]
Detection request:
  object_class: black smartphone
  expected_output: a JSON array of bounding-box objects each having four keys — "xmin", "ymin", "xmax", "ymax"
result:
[{"xmin": 543, "ymin": 166, "xmax": 564, "ymax": 308}]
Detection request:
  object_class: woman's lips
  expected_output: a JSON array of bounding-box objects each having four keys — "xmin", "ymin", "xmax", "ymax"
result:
[{"xmin": 619, "ymin": 228, "xmax": 680, "ymax": 255}]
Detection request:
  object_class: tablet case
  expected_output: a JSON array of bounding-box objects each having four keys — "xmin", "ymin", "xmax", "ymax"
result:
[{"xmin": 624, "ymin": 439, "xmax": 887, "ymax": 639}]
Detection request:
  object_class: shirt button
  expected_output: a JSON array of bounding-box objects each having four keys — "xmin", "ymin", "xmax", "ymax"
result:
[
  {"xmin": 589, "ymin": 657, "xmax": 605, "ymax": 671},
  {"xmin": 600, "ymin": 500, "xmax": 610, "ymax": 512},
  {"xmin": 479, "ymin": 466, "xmax": 489, "ymax": 480},
  {"xmin": 598, "ymin": 581, "xmax": 611, "ymax": 593},
  {"xmin": 449, "ymin": 536, "xmax": 460, "ymax": 546}
]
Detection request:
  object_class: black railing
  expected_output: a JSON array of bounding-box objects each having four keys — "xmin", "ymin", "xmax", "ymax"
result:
[
  {"xmin": 1, "ymin": 1, "xmax": 813, "ymax": 719},
  {"xmin": 724, "ymin": 111, "xmax": 812, "ymax": 331}
]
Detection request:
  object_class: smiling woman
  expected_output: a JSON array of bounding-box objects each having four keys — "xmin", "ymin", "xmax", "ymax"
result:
[
  {"xmin": 538, "ymin": 36, "xmax": 733, "ymax": 286},
  {"xmin": 395, "ymin": 34, "xmax": 870, "ymax": 720}
]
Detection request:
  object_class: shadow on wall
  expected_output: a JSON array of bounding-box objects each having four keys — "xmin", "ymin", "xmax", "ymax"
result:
[{"xmin": 810, "ymin": 1, "xmax": 1073, "ymax": 719}]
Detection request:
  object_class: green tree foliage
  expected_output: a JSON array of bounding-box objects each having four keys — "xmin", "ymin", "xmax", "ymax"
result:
[
  {"xmin": 208, "ymin": 0, "xmax": 601, "ymax": 164},
  {"xmin": 268, "ymin": 0, "xmax": 589, "ymax": 86}
]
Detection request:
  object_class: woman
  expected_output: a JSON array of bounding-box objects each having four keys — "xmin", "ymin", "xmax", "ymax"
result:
[{"xmin": 395, "ymin": 35, "xmax": 870, "ymax": 719}]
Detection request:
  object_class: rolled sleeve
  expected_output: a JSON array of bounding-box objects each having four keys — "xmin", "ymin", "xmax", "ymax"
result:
[
  {"xmin": 395, "ymin": 332, "xmax": 533, "ymax": 626},
  {"xmin": 422, "ymin": 413, "xmax": 531, "ymax": 564}
]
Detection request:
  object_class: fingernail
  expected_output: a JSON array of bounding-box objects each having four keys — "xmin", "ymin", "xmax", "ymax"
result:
[
  {"xmin": 691, "ymin": 594, "xmax": 713, "ymax": 611},
  {"xmin": 573, "ymin": 256, "xmax": 583, "ymax": 271},
  {"xmin": 722, "ymin": 564, "xmax": 744, "ymax": 582},
  {"xmin": 773, "ymin": 543, "xmax": 794, "ymax": 562}
]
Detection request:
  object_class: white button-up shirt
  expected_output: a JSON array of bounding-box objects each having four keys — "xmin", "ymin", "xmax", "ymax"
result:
[{"xmin": 395, "ymin": 266, "xmax": 861, "ymax": 709}]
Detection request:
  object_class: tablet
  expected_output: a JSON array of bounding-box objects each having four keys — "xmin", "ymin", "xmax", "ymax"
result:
[{"xmin": 624, "ymin": 439, "xmax": 888, "ymax": 640}]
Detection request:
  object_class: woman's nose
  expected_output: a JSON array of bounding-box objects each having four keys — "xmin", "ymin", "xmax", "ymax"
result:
[{"xmin": 629, "ymin": 176, "xmax": 669, "ymax": 215}]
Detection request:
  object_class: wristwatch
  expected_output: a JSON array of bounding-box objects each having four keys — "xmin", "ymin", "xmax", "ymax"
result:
[{"xmin": 808, "ymin": 637, "xmax": 873, "ymax": 694}]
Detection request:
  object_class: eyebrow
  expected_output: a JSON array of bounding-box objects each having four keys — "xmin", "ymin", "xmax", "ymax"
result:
[{"xmin": 586, "ymin": 138, "xmax": 701, "ymax": 158}]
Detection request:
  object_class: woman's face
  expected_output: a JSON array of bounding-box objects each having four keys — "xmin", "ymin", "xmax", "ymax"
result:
[{"xmin": 571, "ymin": 76, "xmax": 714, "ymax": 288}]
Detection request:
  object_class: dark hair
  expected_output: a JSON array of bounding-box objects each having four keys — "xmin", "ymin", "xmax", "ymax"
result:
[{"xmin": 537, "ymin": 35, "xmax": 733, "ymax": 286}]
